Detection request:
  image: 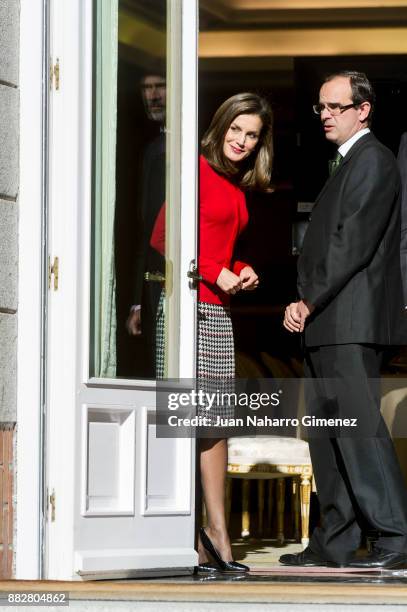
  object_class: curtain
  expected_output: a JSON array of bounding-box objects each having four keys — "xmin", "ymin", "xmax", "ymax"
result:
[{"xmin": 93, "ymin": 0, "xmax": 118, "ymax": 378}]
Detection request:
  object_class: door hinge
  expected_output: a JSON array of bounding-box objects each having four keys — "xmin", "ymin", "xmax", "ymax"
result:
[
  {"xmin": 48, "ymin": 256, "xmax": 59, "ymax": 291},
  {"xmin": 50, "ymin": 58, "xmax": 60, "ymax": 90},
  {"xmin": 49, "ymin": 489, "xmax": 56, "ymax": 522}
]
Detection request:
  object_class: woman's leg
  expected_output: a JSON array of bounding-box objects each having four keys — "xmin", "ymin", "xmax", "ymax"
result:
[
  {"xmin": 197, "ymin": 302, "xmax": 235, "ymax": 563},
  {"xmin": 198, "ymin": 437, "xmax": 233, "ymax": 562}
]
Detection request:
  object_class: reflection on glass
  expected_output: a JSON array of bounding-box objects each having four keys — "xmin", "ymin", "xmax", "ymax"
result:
[
  {"xmin": 124, "ymin": 72, "xmax": 167, "ymax": 379},
  {"xmin": 91, "ymin": 0, "xmax": 167, "ymax": 379}
]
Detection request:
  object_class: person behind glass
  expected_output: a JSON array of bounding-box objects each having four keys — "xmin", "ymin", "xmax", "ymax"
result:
[
  {"xmin": 126, "ymin": 72, "xmax": 167, "ymax": 375},
  {"xmin": 150, "ymin": 92, "xmax": 273, "ymax": 573}
]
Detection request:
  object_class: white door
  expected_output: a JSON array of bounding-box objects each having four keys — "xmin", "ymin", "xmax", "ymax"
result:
[{"xmin": 45, "ymin": 0, "xmax": 198, "ymax": 580}]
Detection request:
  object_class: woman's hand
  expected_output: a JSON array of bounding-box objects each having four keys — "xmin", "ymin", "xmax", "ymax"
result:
[
  {"xmin": 216, "ymin": 268, "xmax": 243, "ymax": 295},
  {"xmin": 239, "ymin": 266, "xmax": 259, "ymax": 290}
]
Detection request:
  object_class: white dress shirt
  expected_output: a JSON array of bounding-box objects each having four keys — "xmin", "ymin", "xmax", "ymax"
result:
[{"xmin": 338, "ymin": 127, "xmax": 370, "ymax": 158}]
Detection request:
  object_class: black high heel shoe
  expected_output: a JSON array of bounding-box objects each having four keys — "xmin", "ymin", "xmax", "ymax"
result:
[
  {"xmin": 200, "ymin": 528, "xmax": 249, "ymax": 573},
  {"xmin": 194, "ymin": 562, "xmax": 220, "ymax": 575}
]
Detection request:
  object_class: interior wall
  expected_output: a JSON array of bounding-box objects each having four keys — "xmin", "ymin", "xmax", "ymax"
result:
[
  {"xmin": 199, "ymin": 53, "xmax": 407, "ymax": 373},
  {"xmin": 295, "ymin": 55, "xmax": 407, "ymax": 201}
]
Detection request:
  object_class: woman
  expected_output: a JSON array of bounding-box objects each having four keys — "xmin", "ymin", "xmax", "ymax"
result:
[{"xmin": 151, "ymin": 93, "xmax": 273, "ymax": 573}]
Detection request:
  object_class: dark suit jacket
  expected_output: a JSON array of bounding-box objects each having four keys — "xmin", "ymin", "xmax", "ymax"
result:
[
  {"xmin": 133, "ymin": 132, "xmax": 166, "ymax": 307},
  {"xmin": 298, "ymin": 132, "xmax": 407, "ymax": 347},
  {"xmin": 397, "ymin": 132, "xmax": 407, "ymax": 306}
]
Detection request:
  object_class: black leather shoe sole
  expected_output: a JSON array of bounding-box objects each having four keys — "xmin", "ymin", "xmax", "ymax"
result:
[
  {"xmin": 194, "ymin": 563, "xmax": 220, "ymax": 574},
  {"xmin": 279, "ymin": 557, "xmax": 349, "ymax": 568},
  {"xmin": 279, "ymin": 552, "xmax": 327, "ymax": 567},
  {"xmin": 279, "ymin": 547, "xmax": 350, "ymax": 568},
  {"xmin": 348, "ymin": 557, "xmax": 407, "ymax": 569}
]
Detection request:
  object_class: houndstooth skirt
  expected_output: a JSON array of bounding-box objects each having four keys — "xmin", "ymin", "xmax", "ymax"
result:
[
  {"xmin": 197, "ymin": 301, "xmax": 235, "ymax": 420},
  {"xmin": 156, "ymin": 298, "xmax": 236, "ymax": 419}
]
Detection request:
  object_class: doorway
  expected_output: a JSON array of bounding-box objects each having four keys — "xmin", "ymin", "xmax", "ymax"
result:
[{"xmin": 198, "ymin": 0, "xmax": 407, "ymax": 551}]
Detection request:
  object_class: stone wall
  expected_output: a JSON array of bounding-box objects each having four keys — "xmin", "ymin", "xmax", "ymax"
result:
[{"xmin": 0, "ymin": 1, "xmax": 19, "ymax": 422}]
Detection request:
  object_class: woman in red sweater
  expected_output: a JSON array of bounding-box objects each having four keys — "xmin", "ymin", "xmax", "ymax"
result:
[{"xmin": 151, "ymin": 93, "xmax": 273, "ymax": 573}]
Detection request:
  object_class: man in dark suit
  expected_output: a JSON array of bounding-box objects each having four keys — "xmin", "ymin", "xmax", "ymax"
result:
[
  {"xmin": 397, "ymin": 132, "xmax": 407, "ymax": 307},
  {"xmin": 126, "ymin": 73, "xmax": 166, "ymax": 375},
  {"xmin": 282, "ymin": 71, "xmax": 407, "ymax": 568}
]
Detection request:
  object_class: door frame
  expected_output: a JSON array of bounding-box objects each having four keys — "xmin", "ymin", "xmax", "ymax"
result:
[{"xmin": 16, "ymin": 0, "xmax": 49, "ymax": 579}]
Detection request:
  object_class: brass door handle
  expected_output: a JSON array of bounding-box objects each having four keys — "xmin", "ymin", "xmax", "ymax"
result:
[
  {"xmin": 187, "ymin": 268, "xmax": 202, "ymax": 281},
  {"xmin": 187, "ymin": 260, "xmax": 202, "ymax": 288},
  {"xmin": 144, "ymin": 271, "xmax": 165, "ymax": 282}
]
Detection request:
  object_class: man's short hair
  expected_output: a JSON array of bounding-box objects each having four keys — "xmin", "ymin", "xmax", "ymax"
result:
[{"xmin": 324, "ymin": 70, "xmax": 376, "ymax": 126}]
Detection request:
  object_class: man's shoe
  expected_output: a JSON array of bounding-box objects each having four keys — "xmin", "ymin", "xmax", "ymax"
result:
[
  {"xmin": 279, "ymin": 546, "xmax": 328, "ymax": 567},
  {"xmin": 348, "ymin": 546, "xmax": 407, "ymax": 569}
]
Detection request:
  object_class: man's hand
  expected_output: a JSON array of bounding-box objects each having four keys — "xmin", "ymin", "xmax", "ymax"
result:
[
  {"xmin": 239, "ymin": 266, "xmax": 259, "ymax": 291},
  {"xmin": 216, "ymin": 268, "xmax": 243, "ymax": 295},
  {"xmin": 283, "ymin": 299, "xmax": 315, "ymax": 333},
  {"xmin": 126, "ymin": 308, "xmax": 142, "ymax": 335}
]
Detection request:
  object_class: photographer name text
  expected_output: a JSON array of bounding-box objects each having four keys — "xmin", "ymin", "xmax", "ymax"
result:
[{"xmin": 167, "ymin": 415, "xmax": 358, "ymax": 428}]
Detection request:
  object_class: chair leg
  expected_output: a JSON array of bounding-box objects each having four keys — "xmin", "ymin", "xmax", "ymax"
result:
[
  {"xmin": 292, "ymin": 477, "xmax": 300, "ymax": 542},
  {"xmin": 242, "ymin": 479, "xmax": 250, "ymax": 538},
  {"xmin": 300, "ymin": 474, "xmax": 311, "ymax": 549},
  {"xmin": 276, "ymin": 478, "xmax": 285, "ymax": 545},
  {"xmin": 266, "ymin": 480, "xmax": 273, "ymax": 537},
  {"xmin": 225, "ymin": 477, "xmax": 232, "ymax": 528},
  {"xmin": 257, "ymin": 480, "xmax": 265, "ymax": 536}
]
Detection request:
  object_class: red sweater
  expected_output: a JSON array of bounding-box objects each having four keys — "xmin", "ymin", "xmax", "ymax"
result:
[{"xmin": 150, "ymin": 155, "xmax": 249, "ymax": 305}]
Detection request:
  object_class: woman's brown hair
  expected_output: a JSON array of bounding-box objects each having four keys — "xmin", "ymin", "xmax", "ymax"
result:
[{"xmin": 201, "ymin": 92, "xmax": 273, "ymax": 191}]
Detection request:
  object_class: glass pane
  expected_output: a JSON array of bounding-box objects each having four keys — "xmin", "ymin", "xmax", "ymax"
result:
[{"xmin": 90, "ymin": 0, "xmax": 172, "ymax": 379}]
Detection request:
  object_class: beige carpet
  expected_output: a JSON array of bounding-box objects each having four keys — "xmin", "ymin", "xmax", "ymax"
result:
[
  {"xmin": 1, "ymin": 579, "xmax": 407, "ymax": 605},
  {"xmin": 1, "ymin": 541, "xmax": 406, "ymax": 605}
]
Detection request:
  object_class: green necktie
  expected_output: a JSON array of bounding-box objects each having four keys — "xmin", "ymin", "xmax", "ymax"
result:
[{"xmin": 328, "ymin": 151, "xmax": 342, "ymax": 176}]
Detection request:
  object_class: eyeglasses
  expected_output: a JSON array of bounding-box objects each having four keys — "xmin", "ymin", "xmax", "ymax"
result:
[{"xmin": 312, "ymin": 102, "xmax": 358, "ymax": 116}]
